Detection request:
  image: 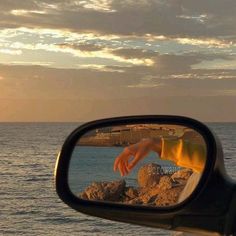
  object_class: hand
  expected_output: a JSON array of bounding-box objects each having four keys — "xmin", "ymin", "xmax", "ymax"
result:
[{"xmin": 113, "ymin": 138, "xmax": 159, "ymax": 176}]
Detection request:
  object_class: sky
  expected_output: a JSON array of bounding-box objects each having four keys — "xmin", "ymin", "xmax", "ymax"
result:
[{"xmin": 0, "ymin": 0, "xmax": 236, "ymax": 122}]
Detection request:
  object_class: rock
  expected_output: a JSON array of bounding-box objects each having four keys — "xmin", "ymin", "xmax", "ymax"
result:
[
  {"xmin": 79, "ymin": 165, "xmax": 193, "ymax": 207},
  {"xmin": 158, "ymin": 176, "xmax": 173, "ymax": 191},
  {"xmin": 134, "ymin": 183, "xmax": 160, "ymax": 205},
  {"xmin": 137, "ymin": 163, "xmax": 163, "ymax": 188},
  {"xmin": 124, "ymin": 178, "xmax": 184, "ymax": 206},
  {"xmin": 171, "ymin": 168, "xmax": 193, "ymax": 182},
  {"xmin": 124, "ymin": 187, "xmax": 139, "ymax": 199},
  {"xmin": 79, "ymin": 192, "xmax": 88, "ymax": 200},
  {"xmin": 80, "ymin": 179, "xmax": 126, "ymax": 201},
  {"xmin": 138, "ymin": 192, "xmax": 159, "ymax": 205},
  {"xmin": 127, "ymin": 198, "xmax": 144, "ymax": 205},
  {"xmin": 155, "ymin": 186, "xmax": 184, "ymax": 206}
]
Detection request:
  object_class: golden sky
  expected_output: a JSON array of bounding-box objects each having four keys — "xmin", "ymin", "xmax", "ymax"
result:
[{"xmin": 0, "ymin": 0, "xmax": 236, "ymax": 121}]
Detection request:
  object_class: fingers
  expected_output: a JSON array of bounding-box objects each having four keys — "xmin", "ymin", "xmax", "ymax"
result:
[
  {"xmin": 113, "ymin": 155, "xmax": 120, "ymax": 172},
  {"xmin": 123, "ymin": 161, "xmax": 129, "ymax": 176},
  {"xmin": 115, "ymin": 158, "xmax": 130, "ymax": 176},
  {"xmin": 113, "ymin": 147, "xmax": 131, "ymax": 172},
  {"xmin": 113, "ymin": 143, "xmax": 150, "ymax": 176},
  {"xmin": 114, "ymin": 153, "xmax": 132, "ymax": 176},
  {"xmin": 118, "ymin": 162, "xmax": 124, "ymax": 176},
  {"xmin": 114, "ymin": 153, "xmax": 125, "ymax": 172},
  {"xmin": 128, "ymin": 148, "xmax": 148, "ymax": 171},
  {"xmin": 127, "ymin": 154, "xmax": 140, "ymax": 171},
  {"xmin": 118, "ymin": 161, "xmax": 129, "ymax": 176}
]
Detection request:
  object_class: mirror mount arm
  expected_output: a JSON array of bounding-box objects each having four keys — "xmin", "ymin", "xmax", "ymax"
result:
[
  {"xmin": 212, "ymin": 134, "xmax": 236, "ymax": 235},
  {"xmin": 224, "ymin": 187, "xmax": 236, "ymax": 235},
  {"xmin": 173, "ymin": 174, "xmax": 236, "ymax": 235}
]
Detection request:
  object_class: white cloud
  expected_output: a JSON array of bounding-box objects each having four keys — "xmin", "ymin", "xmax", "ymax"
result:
[
  {"xmin": 8, "ymin": 41, "xmax": 154, "ymax": 66},
  {"xmin": 175, "ymin": 37, "xmax": 232, "ymax": 48},
  {"xmin": 10, "ymin": 61, "xmax": 53, "ymax": 66},
  {"xmin": 169, "ymin": 73, "xmax": 236, "ymax": 80},
  {"xmin": 176, "ymin": 14, "xmax": 209, "ymax": 23},
  {"xmin": 192, "ymin": 58, "xmax": 236, "ymax": 70},
  {"xmin": 0, "ymin": 48, "xmax": 22, "ymax": 55},
  {"xmin": 1, "ymin": 0, "xmax": 236, "ymax": 41},
  {"xmin": 76, "ymin": 64, "xmax": 124, "ymax": 72},
  {"xmin": 0, "ymin": 27, "xmax": 120, "ymax": 42},
  {"xmin": 10, "ymin": 9, "xmax": 46, "ymax": 16},
  {"xmin": 169, "ymin": 74, "xmax": 196, "ymax": 79},
  {"xmin": 76, "ymin": 0, "xmax": 115, "ymax": 12},
  {"xmin": 36, "ymin": 2, "xmax": 59, "ymax": 10},
  {"xmin": 127, "ymin": 83, "xmax": 160, "ymax": 88}
]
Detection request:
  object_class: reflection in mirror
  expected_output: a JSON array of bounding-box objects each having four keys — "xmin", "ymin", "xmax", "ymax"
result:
[{"xmin": 69, "ymin": 124, "xmax": 206, "ymax": 207}]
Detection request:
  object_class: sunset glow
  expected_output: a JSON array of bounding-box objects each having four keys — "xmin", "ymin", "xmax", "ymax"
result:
[{"xmin": 0, "ymin": 1, "xmax": 235, "ymax": 122}]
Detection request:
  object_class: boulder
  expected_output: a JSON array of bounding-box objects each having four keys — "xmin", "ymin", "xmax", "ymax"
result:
[
  {"xmin": 158, "ymin": 176, "xmax": 173, "ymax": 191},
  {"xmin": 136, "ymin": 176, "xmax": 173, "ymax": 205},
  {"xmin": 127, "ymin": 198, "xmax": 144, "ymax": 205},
  {"xmin": 155, "ymin": 186, "xmax": 184, "ymax": 206},
  {"xmin": 80, "ymin": 179, "xmax": 126, "ymax": 201},
  {"xmin": 137, "ymin": 163, "xmax": 163, "ymax": 188},
  {"xmin": 171, "ymin": 168, "xmax": 193, "ymax": 183},
  {"xmin": 137, "ymin": 191, "xmax": 159, "ymax": 205},
  {"xmin": 124, "ymin": 187, "xmax": 139, "ymax": 199},
  {"xmin": 79, "ymin": 165, "xmax": 192, "ymax": 207}
]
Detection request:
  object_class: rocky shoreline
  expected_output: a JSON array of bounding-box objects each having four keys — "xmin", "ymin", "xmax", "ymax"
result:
[{"xmin": 79, "ymin": 163, "xmax": 193, "ymax": 207}]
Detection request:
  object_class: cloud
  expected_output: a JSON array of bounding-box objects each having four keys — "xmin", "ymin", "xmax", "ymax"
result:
[
  {"xmin": 1, "ymin": 63, "xmax": 235, "ymax": 97},
  {"xmin": 174, "ymin": 37, "xmax": 233, "ymax": 48},
  {"xmin": 57, "ymin": 43, "xmax": 104, "ymax": 52},
  {"xmin": 127, "ymin": 75, "xmax": 163, "ymax": 88},
  {"xmin": 1, "ymin": 95, "xmax": 235, "ymax": 122},
  {"xmin": 55, "ymin": 43, "xmax": 155, "ymax": 66},
  {"xmin": 109, "ymin": 48, "xmax": 236, "ymax": 74},
  {"xmin": 74, "ymin": 0, "xmax": 115, "ymax": 12},
  {"xmin": 1, "ymin": 1, "xmax": 235, "ymax": 121},
  {"xmin": 76, "ymin": 64, "xmax": 125, "ymax": 72},
  {"xmin": 4, "ymin": 40, "xmax": 154, "ymax": 66},
  {"xmin": 0, "ymin": 1, "xmax": 38, "ymax": 11},
  {"xmin": 9, "ymin": 61, "xmax": 53, "ymax": 66},
  {"xmin": 0, "ymin": 0, "xmax": 236, "ymax": 42},
  {"xmin": 0, "ymin": 62, "xmax": 235, "ymax": 121},
  {"xmin": 0, "ymin": 27, "xmax": 119, "ymax": 43},
  {"xmin": 10, "ymin": 9, "xmax": 46, "ymax": 16},
  {"xmin": 0, "ymin": 48, "xmax": 22, "ymax": 55},
  {"xmin": 112, "ymin": 48, "xmax": 156, "ymax": 59}
]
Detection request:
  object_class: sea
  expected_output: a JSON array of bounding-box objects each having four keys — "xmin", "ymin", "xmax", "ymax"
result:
[{"xmin": 0, "ymin": 122, "xmax": 235, "ymax": 236}]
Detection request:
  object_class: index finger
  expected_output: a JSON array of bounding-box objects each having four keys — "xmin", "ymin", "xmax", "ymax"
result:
[{"xmin": 113, "ymin": 149, "xmax": 132, "ymax": 172}]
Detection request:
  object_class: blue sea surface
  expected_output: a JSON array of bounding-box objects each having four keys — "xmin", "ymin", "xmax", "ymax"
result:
[{"xmin": 0, "ymin": 122, "xmax": 235, "ymax": 235}]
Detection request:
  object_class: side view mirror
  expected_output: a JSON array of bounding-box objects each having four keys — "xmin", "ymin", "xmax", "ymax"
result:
[{"xmin": 54, "ymin": 115, "xmax": 236, "ymax": 235}]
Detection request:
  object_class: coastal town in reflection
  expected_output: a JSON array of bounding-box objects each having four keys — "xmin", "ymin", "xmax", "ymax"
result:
[
  {"xmin": 70, "ymin": 124, "xmax": 206, "ymax": 207},
  {"xmin": 78, "ymin": 124, "xmax": 202, "ymax": 146}
]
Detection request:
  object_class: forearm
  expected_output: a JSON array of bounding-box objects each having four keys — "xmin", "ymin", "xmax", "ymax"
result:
[
  {"xmin": 128, "ymin": 138, "xmax": 162, "ymax": 157},
  {"xmin": 148, "ymin": 138, "xmax": 162, "ymax": 156}
]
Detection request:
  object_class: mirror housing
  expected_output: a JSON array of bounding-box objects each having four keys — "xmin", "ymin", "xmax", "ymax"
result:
[{"xmin": 55, "ymin": 115, "xmax": 236, "ymax": 235}]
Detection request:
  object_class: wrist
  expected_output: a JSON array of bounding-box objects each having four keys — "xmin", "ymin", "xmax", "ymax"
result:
[{"xmin": 150, "ymin": 137, "xmax": 162, "ymax": 156}]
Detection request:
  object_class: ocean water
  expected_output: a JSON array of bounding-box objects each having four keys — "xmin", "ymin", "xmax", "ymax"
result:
[{"xmin": 0, "ymin": 122, "xmax": 235, "ymax": 236}]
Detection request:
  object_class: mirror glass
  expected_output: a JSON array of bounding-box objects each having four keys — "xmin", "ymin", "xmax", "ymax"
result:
[{"xmin": 68, "ymin": 123, "xmax": 207, "ymax": 207}]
